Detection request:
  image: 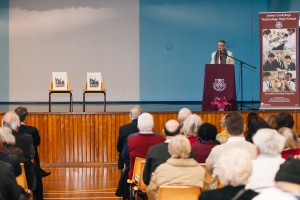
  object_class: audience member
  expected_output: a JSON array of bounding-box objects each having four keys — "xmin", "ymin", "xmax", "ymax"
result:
[
  {"xmin": 143, "ymin": 119, "xmax": 181, "ymax": 185},
  {"xmin": 182, "ymin": 114, "xmax": 202, "ymax": 144},
  {"xmin": 206, "ymin": 112, "xmax": 256, "ymax": 174},
  {"xmin": 0, "ymin": 137, "xmax": 21, "ymax": 176},
  {"xmin": 216, "ymin": 115, "xmax": 228, "ymax": 144},
  {"xmin": 15, "ymin": 106, "xmax": 51, "ymax": 178},
  {"xmin": 199, "ymin": 149, "xmax": 258, "ymax": 200},
  {"xmin": 116, "ymin": 106, "xmax": 142, "ymax": 169},
  {"xmin": 127, "ymin": 113, "xmax": 164, "ymax": 179},
  {"xmin": 278, "ymin": 127, "xmax": 300, "ymax": 158},
  {"xmin": 146, "ymin": 135, "xmax": 205, "ymax": 200},
  {"xmin": 0, "ymin": 160, "xmax": 28, "ymax": 200},
  {"xmin": 264, "ymin": 114, "xmax": 278, "ymax": 129},
  {"xmin": 192, "ymin": 123, "xmax": 219, "ymax": 163},
  {"xmin": 276, "ymin": 112, "xmax": 294, "ymax": 130},
  {"xmin": 253, "ymin": 157, "xmax": 300, "ymax": 200},
  {"xmin": 246, "ymin": 128, "xmax": 285, "ymax": 193},
  {"xmin": 2, "ymin": 112, "xmax": 38, "ymax": 196},
  {"xmin": 177, "ymin": 108, "xmax": 192, "ymax": 126},
  {"xmin": 246, "ymin": 112, "xmax": 259, "ymax": 127},
  {"xmin": 244, "ymin": 117, "xmax": 269, "ymax": 143}
]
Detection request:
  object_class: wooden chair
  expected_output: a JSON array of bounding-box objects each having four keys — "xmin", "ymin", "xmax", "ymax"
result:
[
  {"xmin": 138, "ymin": 161, "xmax": 147, "ymax": 192},
  {"xmin": 16, "ymin": 163, "xmax": 31, "ymax": 195},
  {"xmin": 127, "ymin": 157, "xmax": 146, "ymax": 200},
  {"xmin": 199, "ymin": 163, "xmax": 223, "ymax": 190},
  {"xmin": 157, "ymin": 185, "xmax": 201, "ymax": 200}
]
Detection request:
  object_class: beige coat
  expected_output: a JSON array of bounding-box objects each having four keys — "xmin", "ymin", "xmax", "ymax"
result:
[{"xmin": 146, "ymin": 158, "xmax": 205, "ymax": 200}]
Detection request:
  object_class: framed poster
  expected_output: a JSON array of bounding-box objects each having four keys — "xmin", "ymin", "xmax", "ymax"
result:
[
  {"xmin": 87, "ymin": 72, "xmax": 102, "ymax": 90},
  {"xmin": 52, "ymin": 72, "xmax": 68, "ymax": 90}
]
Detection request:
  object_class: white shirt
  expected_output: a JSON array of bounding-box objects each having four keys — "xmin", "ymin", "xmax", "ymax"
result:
[
  {"xmin": 246, "ymin": 154, "xmax": 284, "ymax": 193},
  {"xmin": 263, "ymin": 80, "xmax": 273, "ymax": 92},
  {"xmin": 277, "ymin": 80, "xmax": 296, "ymax": 92},
  {"xmin": 284, "ymin": 33, "xmax": 296, "ymax": 51},
  {"xmin": 253, "ymin": 188, "xmax": 297, "ymax": 200},
  {"xmin": 263, "ymin": 37, "xmax": 272, "ymax": 52}
]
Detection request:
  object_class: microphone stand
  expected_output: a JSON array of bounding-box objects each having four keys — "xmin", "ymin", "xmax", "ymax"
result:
[{"xmin": 220, "ymin": 52, "xmax": 257, "ymax": 111}]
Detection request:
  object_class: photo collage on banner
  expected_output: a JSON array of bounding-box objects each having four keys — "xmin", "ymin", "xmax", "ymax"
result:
[{"xmin": 260, "ymin": 12, "xmax": 299, "ymax": 109}]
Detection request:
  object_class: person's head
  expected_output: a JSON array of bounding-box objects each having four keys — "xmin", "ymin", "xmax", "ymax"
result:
[
  {"xmin": 220, "ymin": 115, "xmax": 226, "ymax": 129},
  {"xmin": 177, "ymin": 108, "xmax": 192, "ymax": 124},
  {"xmin": 224, "ymin": 112, "xmax": 244, "ymax": 136},
  {"xmin": 264, "ymin": 114, "xmax": 278, "ymax": 129},
  {"xmin": 168, "ymin": 135, "xmax": 191, "ymax": 159},
  {"xmin": 285, "ymin": 73, "xmax": 292, "ymax": 81},
  {"xmin": 137, "ymin": 113, "xmax": 153, "ymax": 132},
  {"xmin": 217, "ymin": 148, "xmax": 252, "ymax": 186},
  {"xmin": 247, "ymin": 112, "xmax": 259, "ymax": 127},
  {"xmin": 268, "ymin": 53, "xmax": 275, "ymax": 61},
  {"xmin": 263, "ymin": 72, "xmax": 271, "ymax": 81},
  {"xmin": 14, "ymin": 106, "xmax": 28, "ymax": 123},
  {"xmin": 287, "ymin": 29, "xmax": 295, "ymax": 35},
  {"xmin": 275, "ymin": 51, "xmax": 281, "ymax": 59},
  {"xmin": 276, "ymin": 112, "xmax": 294, "ymax": 129},
  {"xmin": 218, "ymin": 40, "xmax": 226, "ymax": 52},
  {"xmin": 0, "ymin": 126, "xmax": 15, "ymax": 145},
  {"xmin": 253, "ymin": 128, "xmax": 285, "ymax": 156},
  {"xmin": 163, "ymin": 119, "xmax": 181, "ymax": 137},
  {"xmin": 245, "ymin": 117, "xmax": 270, "ymax": 143},
  {"xmin": 197, "ymin": 123, "xmax": 218, "ymax": 142},
  {"xmin": 278, "ymin": 127, "xmax": 299, "ymax": 150},
  {"xmin": 274, "ymin": 157, "xmax": 300, "ymax": 193},
  {"xmin": 129, "ymin": 106, "xmax": 142, "ymax": 120},
  {"xmin": 181, "ymin": 114, "xmax": 202, "ymax": 137},
  {"xmin": 263, "ymin": 29, "xmax": 271, "ymax": 37},
  {"xmin": 2, "ymin": 111, "xmax": 20, "ymax": 132},
  {"xmin": 284, "ymin": 55, "xmax": 291, "ymax": 63}
]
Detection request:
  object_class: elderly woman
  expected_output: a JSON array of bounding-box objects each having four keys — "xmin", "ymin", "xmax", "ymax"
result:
[
  {"xmin": 216, "ymin": 115, "xmax": 228, "ymax": 144},
  {"xmin": 199, "ymin": 148, "xmax": 258, "ymax": 200},
  {"xmin": 246, "ymin": 128, "xmax": 285, "ymax": 193},
  {"xmin": 278, "ymin": 127, "xmax": 300, "ymax": 158},
  {"xmin": 191, "ymin": 123, "xmax": 219, "ymax": 163},
  {"xmin": 146, "ymin": 135, "xmax": 205, "ymax": 200},
  {"xmin": 182, "ymin": 114, "xmax": 203, "ymax": 144}
]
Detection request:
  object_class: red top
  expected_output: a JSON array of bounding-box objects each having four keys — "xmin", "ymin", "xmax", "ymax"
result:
[
  {"xmin": 127, "ymin": 133, "xmax": 164, "ymax": 179},
  {"xmin": 281, "ymin": 148, "xmax": 300, "ymax": 159},
  {"xmin": 187, "ymin": 136, "xmax": 198, "ymax": 144},
  {"xmin": 191, "ymin": 141, "xmax": 219, "ymax": 163}
]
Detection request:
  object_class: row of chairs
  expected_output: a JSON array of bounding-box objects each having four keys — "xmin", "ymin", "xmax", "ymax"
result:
[{"xmin": 127, "ymin": 157, "xmax": 223, "ymax": 200}]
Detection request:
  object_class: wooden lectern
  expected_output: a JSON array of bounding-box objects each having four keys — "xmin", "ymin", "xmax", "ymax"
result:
[{"xmin": 202, "ymin": 64, "xmax": 237, "ymax": 111}]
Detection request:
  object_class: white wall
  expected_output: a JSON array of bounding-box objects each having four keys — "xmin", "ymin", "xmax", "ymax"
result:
[{"xmin": 9, "ymin": 0, "xmax": 139, "ymax": 102}]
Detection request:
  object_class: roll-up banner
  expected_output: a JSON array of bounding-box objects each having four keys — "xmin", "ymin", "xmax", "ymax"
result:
[{"xmin": 259, "ymin": 12, "xmax": 299, "ymax": 109}]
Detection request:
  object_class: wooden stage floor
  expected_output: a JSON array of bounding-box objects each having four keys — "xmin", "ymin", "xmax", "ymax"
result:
[{"xmin": 42, "ymin": 165, "xmax": 121, "ymax": 199}]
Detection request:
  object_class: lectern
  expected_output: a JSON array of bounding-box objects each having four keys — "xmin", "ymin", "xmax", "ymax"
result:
[{"xmin": 202, "ymin": 64, "xmax": 238, "ymax": 111}]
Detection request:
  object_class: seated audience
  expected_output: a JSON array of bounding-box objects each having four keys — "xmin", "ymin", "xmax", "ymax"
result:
[
  {"xmin": 276, "ymin": 112, "xmax": 294, "ymax": 129},
  {"xmin": 0, "ymin": 137, "xmax": 21, "ymax": 176},
  {"xmin": 246, "ymin": 128, "xmax": 285, "ymax": 193},
  {"xmin": 244, "ymin": 117, "xmax": 269, "ymax": 143},
  {"xmin": 206, "ymin": 112, "xmax": 256, "ymax": 175},
  {"xmin": 146, "ymin": 135, "xmax": 205, "ymax": 200},
  {"xmin": 143, "ymin": 119, "xmax": 181, "ymax": 185},
  {"xmin": 116, "ymin": 106, "xmax": 142, "ymax": 169},
  {"xmin": 278, "ymin": 127, "xmax": 300, "ymax": 158},
  {"xmin": 191, "ymin": 123, "xmax": 219, "ymax": 163},
  {"xmin": 177, "ymin": 107, "xmax": 192, "ymax": 126},
  {"xmin": 264, "ymin": 114, "xmax": 278, "ymax": 129},
  {"xmin": 0, "ymin": 160, "xmax": 27, "ymax": 200},
  {"xmin": 182, "ymin": 114, "xmax": 202, "ymax": 144},
  {"xmin": 253, "ymin": 157, "xmax": 300, "ymax": 200},
  {"xmin": 127, "ymin": 113, "xmax": 164, "ymax": 179},
  {"xmin": 216, "ymin": 115, "xmax": 228, "ymax": 144},
  {"xmin": 199, "ymin": 149, "xmax": 258, "ymax": 200},
  {"xmin": 246, "ymin": 112, "xmax": 259, "ymax": 126}
]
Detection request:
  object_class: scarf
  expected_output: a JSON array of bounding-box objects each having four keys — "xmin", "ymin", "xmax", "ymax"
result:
[{"xmin": 214, "ymin": 49, "xmax": 228, "ymax": 64}]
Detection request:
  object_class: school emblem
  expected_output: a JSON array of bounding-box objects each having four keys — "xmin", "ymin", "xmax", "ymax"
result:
[
  {"xmin": 275, "ymin": 21, "xmax": 283, "ymax": 28},
  {"xmin": 213, "ymin": 79, "xmax": 226, "ymax": 91}
]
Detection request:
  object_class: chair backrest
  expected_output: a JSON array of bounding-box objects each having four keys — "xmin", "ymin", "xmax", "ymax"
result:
[
  {"xmin": 199, "ymin": 163, "xmax": 224, "ymax": 190},
  {"xmin": 16, "ymin": 163, "xmax": 30, "ymax": 193},
  {"xmin": 131, "ymin": 157, "xmax": 146, "ymax": 184},
  {"xmin": 158, "ymin": 185, "xmax": 201, "ymax": 200},
  {"xmin": 138, "ymin": 160, "xmax": 147, "ymax": 192}
]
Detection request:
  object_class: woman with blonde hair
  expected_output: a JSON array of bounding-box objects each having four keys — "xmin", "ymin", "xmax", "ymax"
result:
[{"xmin": 278, "ymin": 127, "xmax": 300, "ymax": 158}]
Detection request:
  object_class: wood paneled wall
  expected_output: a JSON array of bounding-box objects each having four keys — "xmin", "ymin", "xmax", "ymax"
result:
[{"xmin": 1, "ymin": 111, "xmax": 299, "ymax": 165}]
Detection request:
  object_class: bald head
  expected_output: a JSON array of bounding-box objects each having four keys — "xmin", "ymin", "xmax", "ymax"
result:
[
  {"xmin": 164, "ymin": 119, "xmax": 180, "ymax": 137},
  {"xmin": 177, "ymin": 108, "xmax": 192, "ymax": 123},
  {"xmin": 130, "ymin": 106, "xmax": 142, "ymax": 120},
  {"xmin": 2, "ymin": 111, "xmax": 20, "ymax": 132}
]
